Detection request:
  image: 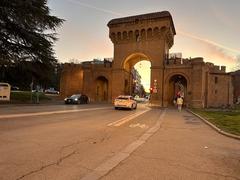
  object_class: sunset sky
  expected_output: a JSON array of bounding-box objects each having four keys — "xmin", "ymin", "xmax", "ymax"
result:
[{"xmin": 48, "ymin": 0, "xmax": 240, "ymax": 89}]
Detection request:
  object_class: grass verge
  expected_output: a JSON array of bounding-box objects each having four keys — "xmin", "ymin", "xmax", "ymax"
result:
[
  {"xmin": 10, "ymin": 91, "xmax": 50, "ymax": 102},
  {"xmin": 191, "ymin": 108, "xmax": 240, "ymax": 136}
]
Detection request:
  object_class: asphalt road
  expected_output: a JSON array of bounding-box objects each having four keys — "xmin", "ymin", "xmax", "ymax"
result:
[{"xmin": 0, "ymin": 104, "xmax": 239, "ymax": 180}]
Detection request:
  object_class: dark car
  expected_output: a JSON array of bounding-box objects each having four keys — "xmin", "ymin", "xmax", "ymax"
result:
[
  {"xmin": 11, "ymin": 86, "xmax": 20, "ymax": 91},
  {"xmin": 64, "ymin": 94, "xmax": 89, "ymax": 104}
]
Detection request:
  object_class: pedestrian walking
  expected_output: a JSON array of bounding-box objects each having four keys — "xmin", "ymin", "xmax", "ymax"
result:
[{"xmin": 177, "ymin": 96, "xmax": 183, "ymax": 112}]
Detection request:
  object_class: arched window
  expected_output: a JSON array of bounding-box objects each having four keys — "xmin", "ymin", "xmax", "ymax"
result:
[
  {"xmin": 141, "ymin": 29, "xmax": 146, "ymax": 40},
  {"xmin": 135, "ymin": 30, "xmax": 140, "ymax": 42},
  {"xmin": 128, "ymin": 31, "xmax": 133, "ymax": 40},
  {"xmin": 160, "ymin": 26, "xmax": 167, "ymax": 34},
  {"xmin": 153, "ymin": 27, "xmax": 159, "ymax": 37},
  {"xmin": 147, "ymin": 28, "xmax": 152, "ymax": 39},
  {"xmin": 110, "ymin": 32, "xmax": 116, "ymax": 42},
  {"xmin": 117, "ymin": 32, "xmax": 121, "ymax": 41},
  {"xmin": 123, "ymin": 31, "xmax": 128, "ymax": 40}
]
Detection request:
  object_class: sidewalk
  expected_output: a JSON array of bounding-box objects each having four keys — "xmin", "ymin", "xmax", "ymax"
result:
[{"xmin": 102, "ymin": 109, "xmax": 240, "ymax": 180}]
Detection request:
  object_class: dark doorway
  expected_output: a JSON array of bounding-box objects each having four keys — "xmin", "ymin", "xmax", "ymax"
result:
[
  {"xmin": 168, "ymin": 75, "xmax": 187, "ymax": 106},
  {"xmin": 96, "ymin": 76, "xmax": 108, "ymax": 102}
]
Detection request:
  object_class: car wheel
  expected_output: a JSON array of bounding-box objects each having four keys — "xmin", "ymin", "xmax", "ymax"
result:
[
  {"xmin": 134, "ymin": 104, "xmax": 137, "ymax": 109},
  {"xmin": 115, "ymin": 107, "xmax": 118, "ymax": 110},
  {"xmin": 130, "ymin": 104, "xmax": 133, "ymax": 110}
]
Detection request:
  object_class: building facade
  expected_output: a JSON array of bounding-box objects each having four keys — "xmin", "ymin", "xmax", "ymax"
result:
[
  {"xmin": 231, "ymin": 70, "xmax": 240, "ymax": 104},
  {"xmin": 131, "ymin": 68, "xmax": 142, "ymax": 96},
  {"xmin": 60, "ymin": 11, "xmax": 233, "ymax": 108}
]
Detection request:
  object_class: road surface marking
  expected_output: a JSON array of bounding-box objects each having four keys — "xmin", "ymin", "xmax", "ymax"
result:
[
  {"xmin": 129, "ymin": 123, "xmax": 148, "ymax": 129},
  {"xmin": 107, "ymin": 109, "xmax": 150, "ymax": 127},
  {"xmin": 81, "ymin": 109, "xmax": 166, "ymax": 180},
  {"xmin": 0, "ymin": 107, "xmax": 109, "ymax": 119}
]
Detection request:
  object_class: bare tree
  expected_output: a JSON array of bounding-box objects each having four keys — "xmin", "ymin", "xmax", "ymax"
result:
[
  {"xmin": 69, "ymin": 59, "xmax": 80, "ymax": 64},
  {"xmin": 231, "ymin": 55, "xmax": 240, "ymax": 72},
  {"xmin": 236, "ymin": 55, "xmax": 240, "ymax": 70}
]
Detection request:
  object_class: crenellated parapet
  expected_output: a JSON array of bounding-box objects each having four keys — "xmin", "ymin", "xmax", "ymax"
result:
[
  {"xmin": 62, "ymin": 63, "xmax": 82, "ymax": 72},
  {"xmin": 62, "ymin": 59, "xmax": 113, "ymax": 73},
  {"xmin": 165, "ymin": 57, "xmax": 203, "ymax": 66},
  {"xmin": 165, "ymin": 57, "xmax": 226, "ymax": 73},
  {"xmin": 205, "ymin": 62, "xmax": 226, "ymax": 73},
  {"xmin": 107, "ymin": 11, "xmax": 175, "ymax": 48}
]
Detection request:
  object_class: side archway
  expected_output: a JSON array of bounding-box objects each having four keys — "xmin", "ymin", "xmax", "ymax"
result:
[
  {"xmin": 95, "ymin": 76, "xmax": 108, "ymax": 102},
  {"xmin": 165, "ymin": 73, "xmax": 189, "ymax": 106}
]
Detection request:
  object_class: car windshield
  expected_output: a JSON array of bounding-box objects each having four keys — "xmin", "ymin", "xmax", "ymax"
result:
[{"xmin": 70, "ymin": 95, "xmax": 80, "ymax": 98}]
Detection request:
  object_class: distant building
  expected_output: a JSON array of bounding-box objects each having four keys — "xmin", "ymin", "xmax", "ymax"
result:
[{"xmin": 131, "ymin": 68, "xmax": 142, "ymax": 95}]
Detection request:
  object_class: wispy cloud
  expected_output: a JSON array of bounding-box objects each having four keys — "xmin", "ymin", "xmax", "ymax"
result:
[
  {"xmin": 178, "ymin": 30, "xmax": 240, "ymax": 54},
  {"xmin": 65, "ymin": 0, "xmax": 122, "ymax": 16}
]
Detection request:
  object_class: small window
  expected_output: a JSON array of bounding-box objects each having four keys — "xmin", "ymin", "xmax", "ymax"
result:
[
  {"xmin": 215, "ymin": 77, "xmax": 218, "ymax": 84},
  {"xmin": 135, "ymin": 30, "xmax": 140, "ymax": 42},
  {"xmin": 215, "ymin": 90, "xmax": 217, "ymax": 94},
  {"xmin": 136, "ymin": 34, "xmax": 140, "ymax": 42}
]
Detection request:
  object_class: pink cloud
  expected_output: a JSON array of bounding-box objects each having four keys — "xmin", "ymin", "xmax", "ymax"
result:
[{"xmin": 207, "ymin": 46, "xmax": 236, "ymax": 64}]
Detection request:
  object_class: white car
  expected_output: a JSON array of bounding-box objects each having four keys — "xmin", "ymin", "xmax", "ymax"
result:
[
  {"xmin": 114, "ymin": 95, "xmax": 137, "ymax": 110},
  {"xmin": 45, "ymin": 88, "xmax": 59, "ymax": 94}
]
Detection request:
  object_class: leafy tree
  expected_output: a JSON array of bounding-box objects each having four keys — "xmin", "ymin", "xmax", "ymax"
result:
[
  {"xmin": 0, "ymin": 0, "xmax": 64, "ymax": 66},
  {"xmin": 1, "ymin": 61, "xmax": 63, "ymax": 90}
]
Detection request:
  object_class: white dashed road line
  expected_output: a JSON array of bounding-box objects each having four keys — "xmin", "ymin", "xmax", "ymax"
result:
[
  {"xmin": 107, "ymin": 109, "xmax": 150, "ymax": 127},
  {"xmin": 129, "ymin": 123, "xmax": 148, "ymax": 129}
]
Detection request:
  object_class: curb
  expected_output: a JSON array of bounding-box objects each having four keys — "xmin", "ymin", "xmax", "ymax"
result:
[{"xmin": 187, "ymin": 109, "xmax": 240, "ymax": 140}]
